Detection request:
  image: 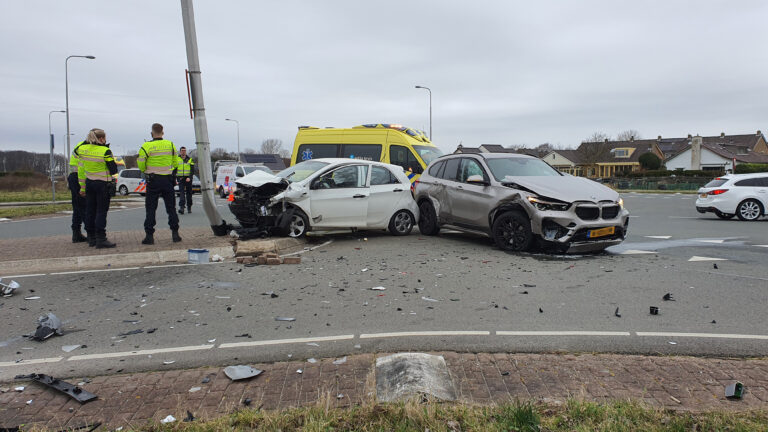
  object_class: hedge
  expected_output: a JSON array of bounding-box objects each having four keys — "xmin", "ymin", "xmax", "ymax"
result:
[
  {"xmin": 618, "ymin": 169, "xmax": 722, "ymax": 178},
  {"xmin": 734, "ymin": 163, "xmax": 768, "ymax": 174}
]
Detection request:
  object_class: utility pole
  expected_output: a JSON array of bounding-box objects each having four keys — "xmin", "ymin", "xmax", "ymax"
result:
[
  {"xmin": 180, "ymin": 0, "xmax": 228, "ymax": 235},
  {"xmin": 49, "ymin": 110, "xmax": 65, "ymax": 203}
]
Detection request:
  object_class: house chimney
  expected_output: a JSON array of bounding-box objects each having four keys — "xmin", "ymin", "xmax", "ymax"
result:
[
  {"xmin": 687, "ymin": 134, "xmax": 692, "ymax": 139},
  {"xmin": 604, "ymin": 138, "xmax": 609, "ymax": 143},
  {"xmin": 630, "ymin": 136, "xmax": 634, "ymax": 142},
  {"xmin": 657, "ymin": 135, "xmax": 662, "ymax": 141},
  {"xmin": 690, "ymin": 135, "xmax": 702, "ymax": 170},
  {"xmin": 758, "ymin": 130, "xmax": 762, "ymax": 136},
  {"xmin": 720, "ymin": 132, "xmax": 725, "ymax": 138}
]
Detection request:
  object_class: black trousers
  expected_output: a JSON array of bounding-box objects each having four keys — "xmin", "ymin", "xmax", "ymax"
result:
[
  {"xmin": 144, "ymin": 175, "xmax": 179, "ymax": 234},
  {"xmin": 84, "ymin": 179, "xmax": 111, "ymax": 235},
  {"xmin": 177, "ymin": 176, "xmax": 193, "ymax": 210},
  {"xmin": 67, "ymin": 172, "xmax": 87, "ymax": 230}
]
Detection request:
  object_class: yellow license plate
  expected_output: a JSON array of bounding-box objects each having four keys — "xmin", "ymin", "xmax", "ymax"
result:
[
  {"xmin": 588, "ymin": 226, "xmax": 615, "ymax": 238},
  {"xmin": 700, "ymin": 193, "xmax": 707, "ymax": 198}
]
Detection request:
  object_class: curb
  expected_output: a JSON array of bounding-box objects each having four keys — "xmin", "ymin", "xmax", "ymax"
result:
[{"xmin": 234, "ymin": 237, "xmax": 306, "ymax": 256}]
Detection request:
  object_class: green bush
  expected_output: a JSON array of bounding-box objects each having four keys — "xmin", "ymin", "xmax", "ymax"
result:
[
  {"xmin": 735, "ymin": 163, "xmax": 768, "ymax": 174},
  {"xmin": 638, "ymin": 152, "xmax": 661, "ymax": 170}
]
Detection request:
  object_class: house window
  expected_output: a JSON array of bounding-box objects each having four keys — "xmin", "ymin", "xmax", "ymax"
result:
[{"xmin": 615, "ymin": 149, "xmax": 628, "ymax": 157}]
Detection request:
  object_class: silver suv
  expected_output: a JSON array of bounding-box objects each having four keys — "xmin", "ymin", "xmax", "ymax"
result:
[{"xmin": 414, "ymin": 153, "xmax": 629, "ymax": 253}]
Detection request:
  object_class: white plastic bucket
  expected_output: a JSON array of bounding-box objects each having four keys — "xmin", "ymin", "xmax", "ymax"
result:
[{"xmin": 188, "ymin": 249, "xmax": 209, "ymax": 264}]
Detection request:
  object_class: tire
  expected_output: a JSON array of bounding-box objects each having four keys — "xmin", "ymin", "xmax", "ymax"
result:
[
  {"xmin": 714, "ymin": 210, "xmax": 735, "ymax": 220},
  {"xmin": 388, "ymin": 210, "xmax": 414, "ymax": 236},
  {"xmin": 736, "ymin": 199, "xmax": 763, "ymax": 221},
  {"xmin": 417, "ymin": 201, "xmax": 440, "ymax": 236},
  {"xmin": 492, "ymin": 210, "xmax": 533, "ymax": 252},
  {"xmin": 285, "ymin": 211, "xmax": 309, "ymax": 238},
  {"xmin": 118, "ymin": 185, "xmax": 129, "ymax": 196},
  {"xmin": 219, "ymin": 187, "xmax": 226, "ymax": 199}
]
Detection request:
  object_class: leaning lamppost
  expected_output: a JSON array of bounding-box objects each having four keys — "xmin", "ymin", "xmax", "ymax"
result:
[
  {"xmin": 414, "ymin": 85, "xmax": 432, "ymax": 140},
  {"xmin": 65, "ymin": 55, "xmax": 95, "ymax": 174},
  {"xmin": 48, "ymin": 110, "xmax": 66, "ymax": 202},
  {"xmin": 225, "ymin": 118, "xmax": 240, "ymax": 163}
]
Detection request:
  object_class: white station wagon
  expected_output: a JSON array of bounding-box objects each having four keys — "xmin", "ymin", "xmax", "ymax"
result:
[{"xmin": 229, "ymin": 158, "xmax": 420, "ymax": 237}]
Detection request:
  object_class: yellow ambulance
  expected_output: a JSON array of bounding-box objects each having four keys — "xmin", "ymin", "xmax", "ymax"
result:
[{"xmin": 290, "ymin": 124, "xmax": 443, "ymax": 186}]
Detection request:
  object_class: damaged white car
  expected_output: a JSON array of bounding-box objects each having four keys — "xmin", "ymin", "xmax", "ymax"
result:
[{"xmin": 229, "ymin": 159, "xmax": 420, "ymax": 238}]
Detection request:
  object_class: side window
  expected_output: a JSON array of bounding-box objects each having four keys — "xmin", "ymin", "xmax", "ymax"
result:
[
  {"xmin": 371, "ymin": 166, "xmax": 400, "ymax": 185},
  {"xmin": 390, "ymin": 145, "xmax": 423, "ymax": 174},
  {"xmin": 316, "ymin": 165, "xmax": 368, "ymax": 189},
  {"xmin": 441, "ymin": 158, "xmax": 460, "ymax": 182},
  {"xmin": 735, "ymin": 178, "xmax": 759, "ymax": 187},
  {"xmin": 236, "ymin": 167, "xmax": 245, "ymax": 177},
  {"xmin": 297, "ymin": 144, "xmax": 340, "ymax": 161},
  {"xmin": 459, "ymin": 158, "xmax": 487, "ymax": 183},
  {"xmin": 760, "ymin": 177, "xmax": 768, "ymax": 187},
  {"xmin": 428, "ymin": 161, "xmax": 444, "ymax": 177},
  {"xmin": 342, "ymin": 144, "xmax": 382, "ymax": 161}
]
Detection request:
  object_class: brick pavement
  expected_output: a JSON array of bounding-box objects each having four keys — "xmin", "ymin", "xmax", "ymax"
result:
[
  {"xmin": 1, "ymin": 352, "xmax": 766, "ymax": 430},
  {"xmin": 0, "ymin": 227, "xmax": 233, "ymax": 262}
]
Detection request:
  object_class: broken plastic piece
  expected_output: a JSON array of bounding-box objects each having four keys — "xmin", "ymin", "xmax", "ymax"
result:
[
  {"xmin": 224, "ymin": 365, "xmax": 263, "ymax": 381},
  {"xmin": 421, "ymin": 296, "xmax": 438, "ymax": 302},
  {"xmin": 62, "ymin": 345, "xmax": 81, "ymax": 353},
  {"xmin": 650, "ymin": 306, "xmax": 659, "ymax": 315},
  {"xmin": 33, "ymin": 313, "xmax": 63, "ymax": 341},
  {"xmin": 725, "ymin": 381, "xmax": 744, "ymax": 399},
  {"xmin": 13, "ymin": 374, "xmax": 96, "ymax": 403},
  {"xmin": 183, "ymin": 410, "xmax": 196, "ymax": 422},
  {"xmin": 614, "ymin": 307, "xmax": 621, "ymax": 318},
  {"xmin": 371, "ymin": 286, "xmax": 386, "ymax": 291},
  {"xmin": 662, "ymin": 293, "xmax": 675, "ymax": 301},
  {"xmin": 333, "ymin": 356, "xmax": 347, "ymax": 365},
  {"xmin": 275, "ymin": 316, "xmax": 296, "ymax": 322},
  {"xmin": 188, "ymin": 387, "xmax": 201, "ymax": 393},
  {"xmin": 0, "ymin": 278, "xmax": 20, "ymax": 296},
  {"xmin": 161, "ymin": 415, "xmax": 176, "ymax": 424},
  {"xmin": 25, "ymin": 296, "xmax": 40, "ymax": 300},
  {"xmin": 307, "ymin": 358, "xmax": 317, "ymax": 363}
]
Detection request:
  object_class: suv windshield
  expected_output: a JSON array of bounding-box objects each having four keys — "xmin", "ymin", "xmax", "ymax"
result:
[
  {"xmin": 486, "ymin": 157, "xmax": 562, "ymax": 181},
  {"xmin": 277, "ymin": 160, "xmax": 330, "ymax": 183},
  {"xmin": 413, "ymin": 145, "xmax": 443, "ymax": 165},
  {"xmin": 243, "ymin": 166, "xmax": 270, "ymax": 174}
]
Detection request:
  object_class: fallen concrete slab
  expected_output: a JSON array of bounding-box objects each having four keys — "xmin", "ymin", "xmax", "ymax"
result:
[{"xmin": 375, "ymin": 353, "xmax": 456, "ymax": 402}]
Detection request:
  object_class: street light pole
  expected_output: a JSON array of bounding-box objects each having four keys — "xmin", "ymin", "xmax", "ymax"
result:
[
  {"xmin": 65, "ymin": 55, "xmax": 95, "ymax": 175},
  {"xmin": 225, "ymin": 118, "xmax": 240, "ymax": 163},
  {"xmin": 49, "ymin": 110, "xmax": 66, "ymax": 203},
  {"xmin": 415, "ymin": 85, "xmax": 432, "ymax": 141}
]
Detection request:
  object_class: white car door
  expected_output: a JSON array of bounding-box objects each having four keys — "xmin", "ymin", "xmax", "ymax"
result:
[
  {"xmin": 367, "ymin": 165, "xmax": 407, "ymax": 228},
  {"xmin": 309, "ymin": 164, "xmax": 369, "ymax": 228}
]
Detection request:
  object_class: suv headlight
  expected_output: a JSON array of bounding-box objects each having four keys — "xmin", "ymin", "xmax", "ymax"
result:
[
  {"xmin": 618, "ymin": 198, "xmax": 624, "ymax": 209},
  {"xmin": 527, "ymin": 196, "xmax": 570, "ymax": 211}
]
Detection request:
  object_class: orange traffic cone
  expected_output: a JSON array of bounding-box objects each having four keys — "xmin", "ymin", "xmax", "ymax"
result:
[{"xmin": 227, "ymin": 191, "xmax": 235, "ymax": 202}]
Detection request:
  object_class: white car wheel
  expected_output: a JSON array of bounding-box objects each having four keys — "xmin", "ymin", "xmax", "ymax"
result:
[
  {"xmin": 287, "ymin": 212, "xmax": 308, "ymax": 238},
  {"xmin": 737, "ymin": 199, "xmax": 763, "ymax": 221},
  {"xmin": 388, "ymin": 210, "xmax": 414, "ymax": 236}
]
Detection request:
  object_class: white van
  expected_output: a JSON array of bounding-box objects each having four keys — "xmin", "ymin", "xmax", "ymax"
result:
[{"xmin": 214, "ymin": 163, "xmax": 272, "ymax": 198}]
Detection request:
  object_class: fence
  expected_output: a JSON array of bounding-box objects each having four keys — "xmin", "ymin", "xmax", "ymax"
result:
[{"xmin": 609, "ymin": 177, "xmax": 712, "ymax": 191}]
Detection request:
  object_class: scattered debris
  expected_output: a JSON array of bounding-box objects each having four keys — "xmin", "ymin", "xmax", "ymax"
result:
[
  {"xmin": 711, "ymin": 320, "xmax": 717, "ymax": 324},
  {"xmin": 669, "ymin": 395, "xmax": 682, "ymax": 404},
  {"xmin": 14, "ymin": 386, "xmax": 25, "ymax": 392},
  {"xmin": 307, "ymin": 358, "xmax": 317, "ymax": 363},
  {"xmin": 235, "ymin": 333, "xmax": 251, "ymax": 338},
  {"xmin": 501, "ymin": 371, "xmax": 510, "ymax": 376},
  {"xmin": 725, "ymin": 381, "xmax": 744, "ymax": 399},
  {"xmin": 262, "ymin": 291, "xmax": 279, "ymax": 298},
  {"xmin": 421, "ymin": 296, "xmax": 439, "ymax": 302},
  {"xmin": 296, "ymin": 369, "xmax": 303, "ymax": 374},
  {"xmin": 25, "ymin": 296, "xmax": 41, "ymax": 300},
  {"xmin": 13, "ymin": 374, "xmax": 97, "ymax": 403},
  {"xmin": 224, "ymin": 365, "xmax": 263, "ymax": 381},
  {"xmin": 183, "ymin": 410, "xmax": 196, "ymax": 422},
  {"xmin": 188, "ymin": 387, "xmax": 202, "ymax": 393},
  {"xmin": 333, "ymin": 356, "xmax": 347, "ymax": 365},
  {"xmin": 33, "ymin": 313, "xmax": 63, "ymax": 341},
  {"xmin": 668, "ymin": 341, "xmax": 677, "ymax": 345},
  {"xmin": 275, "ymin": 317, "xmax": 296, "ymax": 322},
  {"xmin": 211, "ymin": 254, "xmax": 225, "ymax": 262},
  {"xmin": 0, "ymin": 278, "xmax": 20, "ymax": 296},
  {"xmin": 539, "ymin": 308, "xmax": 544, "ymax": 313},
  {"xmin": 520, "ymin": 291, "xmax": 528, "ymax": 294},
  {"xmin": 614, "ymin": 307, "xmax": 621, "ymax": 318},
  {"xmin": 354, "ymin": 344, "xmax": 361, "ymax": 349},
  {"xmin": 26, "ymin": 399, "xmax": 33, "ymax": 405},
  {"xmin": 650, "ymin": 306, "xmax": 659, "ymax": 315},
  {"xmin": 0, "ymin": 387, "xmax": 9, "ymax": 393},
  {"xmin": 523, "ymin": 284, "xmax": 536, "ymax": 288},
  {"xmin": 147, "ymin": 328, "xmax": 157, "ymax": 334},
  {"xmin": 371, "ymin": 286, "xmax": 386, "ymax": 291},
  {"xmin": 118, "ymin": 329, "xmax": 144, "ymax": 337},
  {"xmin": 662, "ymin": 293, "xmax": 675, "ymax": 301},
  {"xmin": 62, "ymin": 345, "xmax": 81, "ymax": 353},
  {"xmin": 163, "ymin": 361, "xmax": 175, "ymax": 365},
  {"xmin": 207, "ymin": 339, "xmax": 216, "ymax": 343},
  {"xmin": 161, "ymin": 415, "xmax": 176, "ymax": 424},
  {"xmin": 243, "ymin": 397, "xmax": 252, "ymax": 406},
  {"xmin": 713, "ymin": 263, "xmax": 719, "ymax": 269},
  {"xmin": 306, "ymin": 342, "xmax": 319, "ymax": 347}
]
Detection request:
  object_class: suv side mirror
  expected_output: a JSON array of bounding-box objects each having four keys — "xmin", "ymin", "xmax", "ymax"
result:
[{"xmin": 466, "ymin": 175, "xmax": 489, "ymax": 186}]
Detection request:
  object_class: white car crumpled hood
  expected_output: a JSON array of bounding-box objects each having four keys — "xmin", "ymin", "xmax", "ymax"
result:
[{"xmin": 236, "ymin": 170, "xmax": 284, "ymax": 188}]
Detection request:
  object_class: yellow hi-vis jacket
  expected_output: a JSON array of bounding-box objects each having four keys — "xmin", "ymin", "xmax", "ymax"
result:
[
  {"xmin": 138, "ymin": 138, "xmax": 178, "ymax": 175},
  {"xmin": 76, "ymin": 143, "xmax": 117, "ymax": 192},
  {"xmin": 176, "ymin": 155, "xmax": 195, "ymax": 177},
  {"xmin": 69, "ymin": 141, "xmax": 86, "ymax": 168}
]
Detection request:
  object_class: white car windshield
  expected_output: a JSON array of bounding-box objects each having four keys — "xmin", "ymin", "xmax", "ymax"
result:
[
  {"xmin": 486, "ymin": 157, "xmax": 562, "ymax": 181},
  {"xmin": 243, "ymin": 166, "xmax": 270, "ymax": 174},
  {"xmin": 276, "ymin": 160, "xmax": 330, "ymax": 183}
]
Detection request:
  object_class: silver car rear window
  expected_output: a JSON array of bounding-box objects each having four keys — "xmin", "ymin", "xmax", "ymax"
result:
[{"xmin": 486, "ymin": 158, "xmax": 561, "ymax": 181}]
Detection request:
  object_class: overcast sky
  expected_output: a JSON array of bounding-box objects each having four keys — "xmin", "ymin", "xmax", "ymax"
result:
[{"xmin": 1, "ymin": 1, "xmax": 767, "ymax": 157}]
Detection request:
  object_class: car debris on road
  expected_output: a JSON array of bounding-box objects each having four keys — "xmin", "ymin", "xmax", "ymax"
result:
[
  {"xmin": 32, "ymin": 312, "xmax": 63, "ymax": 341},
  {"xmin": 224, "ymin": 365, "xmax": 263, "ymax": 381},
  {"xmin": 13, "ymin": 373, "xmax": 97, "ymax": 403},
  {"xmin": 1, "ymin": 278, "xmax": 20, "ymax": 296}
]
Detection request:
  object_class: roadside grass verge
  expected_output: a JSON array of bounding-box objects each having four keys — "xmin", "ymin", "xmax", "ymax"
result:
[
  {"xmin": 0, "ymin": 202, "xmax": 126, "ymax": 219},
  {"xmin": 119, "ymin": 399, "xmax": 768, "ymax": 432}
]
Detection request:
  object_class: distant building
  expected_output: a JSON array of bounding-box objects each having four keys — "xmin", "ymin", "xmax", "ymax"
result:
[{"xmin": 664, "ymin": 131, "xmax": 768, "ymax": 171}]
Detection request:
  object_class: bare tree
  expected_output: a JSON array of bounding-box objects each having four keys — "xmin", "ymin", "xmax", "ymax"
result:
[
  {"xmin": 259, "ymin": 139, "xmax": 284, "ymax": 155},
  {"xmin": 242, "ymin": 147, "xmax": 257, "ymax": 154},
  {"xmin": 582, "ymin": 131, "xmax": 611, "ymax": 144},
  {"xmin": 616, "ymin": 129, "xmax": 641, "ymax": 141}
]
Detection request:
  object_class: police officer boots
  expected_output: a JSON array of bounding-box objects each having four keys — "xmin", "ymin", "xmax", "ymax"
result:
[
  {"xmin": 172, "ymin": 230, "xmax": 182, "ymax": 243},
  {"xmin": 95, "ymin": 233, "xmax": 116, "ymax": 249},
  {"xmin": 72, "ymin": 229, "xmax": 87, "ymax": 243},
  {"xmin": 87, "ymin": 231, "xmax": 97, "ymax": 247},
  {"xmin": 141, "ymin": 232, "xmax": 154, "ymax": 245}
]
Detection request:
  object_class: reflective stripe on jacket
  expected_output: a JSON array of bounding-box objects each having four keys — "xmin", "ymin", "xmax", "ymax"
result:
[
  {"xmin": 70, "ymin": 141, "xmax": 86, "ymax": 167},
  {"xmin": 177, "ymin": 155, "xmax": 195, "ymax": 177},
  {"xmin": 76, "ymin": 143, "xmax": 116, "ymax": 192},
  {"xmin": 138, "ymin": 139, "xmax": 178, "ymax": 175}
]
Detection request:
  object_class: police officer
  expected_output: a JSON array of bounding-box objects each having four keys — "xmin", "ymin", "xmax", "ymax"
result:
[
  {"xmin": 76, "ymin": 128, "xmax": 118, "ymax": 248},
  {"xmin": 176, "ymin": 146, "xmax": 195, "ymax": 214},
  {"xmin": 138, "ymin": 123, "xmax": 181, "ymax": 245},
  {"xmin": 67, "ymin": 139, "xmax": 88, "ymax": 243}
]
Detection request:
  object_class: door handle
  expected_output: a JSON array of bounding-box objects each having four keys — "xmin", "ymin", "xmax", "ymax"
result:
[
  {"xmin": 393, "ymin": 188, "xmax": 403, "ymax": 192},
  {"xmin": 353, "ymin": 194, "xmax": 367, "ymax": 198}
]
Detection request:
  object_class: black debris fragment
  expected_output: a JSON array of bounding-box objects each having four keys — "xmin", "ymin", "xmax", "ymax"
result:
[
  {"xmin": 118, "ymin": 329, "xmax": 144, "ymax": 337},
  {"xmin": 33, "ymin": 313, "xmax": 63, "ymax": 341},
  {"xmin": 183, "ymin": 410, "xmax": 196, "ymax": 422},
  {"xmin": 649, "ymin": 306, "xmax": 659, "ymax": 315},
  {"xmin": 243, "ymin": 397, "xmax": 252, "ymax": 406},
  {"xmin": 662, "ymin": 293, "xmax": 675, "ymax": 301},
  {"xmin": 711, "ymin": 320, "xmax": 717, "ymax": 324},
  {"xmin": 146, "ymin": 328, "xmax": 157, "ymax": 334},
  {"xmin": 235, "ymin": 333, "xmax": 251, "ymax": 338},
  {"xmin": 523, "ymin": 284, "xmax": 536, "ymax": 288},
  {"xmin": 614, "ymin": 307, "xmax": 621, "ymax": 318},
  {"xmin": 14, "ymin": 374, "xmax": 97, "ymax": 403},
  {"xmin": 520, "ymin": 291, "xmax": 528, "ymax": 295},
  {"xmin": 538, "ymin": 308, "xmax": 543, "ymax": 313},
  {"xmin": 201, "ymin": 376, "xmax": 211, "ymax": 384},
  {"xmin": 713, "ymin": 263, "xmax": 719, "ymax": 269},
  {"xmin": 501, "ymin": 371, "xmax": 510, "ymax": 376}
]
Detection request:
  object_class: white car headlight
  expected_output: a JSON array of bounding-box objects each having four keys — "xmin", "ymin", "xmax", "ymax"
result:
[{"xmin": 527, "ymin": 196, "xmax": 570, "ymax": 211}]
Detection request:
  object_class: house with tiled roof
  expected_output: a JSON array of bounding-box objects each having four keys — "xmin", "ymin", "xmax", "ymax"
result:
[
  {"xmin": 575, "ymin": 138, "xmax": 664, "ymax": 178},
  {"xmin": 664, "ymin": 131, "xmax": 768, "ymax": 171},
  {"xmin": 541, "ymin": 149, "xmax": 585, "ymax": 175}
]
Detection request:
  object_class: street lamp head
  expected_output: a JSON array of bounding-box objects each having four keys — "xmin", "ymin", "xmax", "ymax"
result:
[
  {"xmin": 225, "ymin": 118, "xmax": 232, "ymax": 121},
  {"xmin": 415, "ymin": 85, "xmax": 423, "ymax": 89},
  {"xmin": 85, "ymin": 56, "xmax": 95, "ymax": 59}
]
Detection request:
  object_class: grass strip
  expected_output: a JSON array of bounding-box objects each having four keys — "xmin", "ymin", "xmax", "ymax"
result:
[{"xmin": 0, "ymin": 202, "xmax": 126, "ymax": 219}]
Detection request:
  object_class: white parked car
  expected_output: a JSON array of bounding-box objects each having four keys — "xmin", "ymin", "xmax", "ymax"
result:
[
  {"xmin": 116, "ymin": 168, "xmax": 145, "ymax": 196},
  {"xmin": 229, "ymin": 158, "xmax": 419, "ymax": 237},
  {"xmin": 696, "ymin": 173, "xmax": 768, "ymax": 221}
]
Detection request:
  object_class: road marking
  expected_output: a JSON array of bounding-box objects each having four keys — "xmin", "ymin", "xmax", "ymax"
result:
[
  {"xmin": 219, "ymin": 335, "xmax": 355, "ymax": 349},
  {"xmin": 496, "ymin": 331, "xmax": 631, "ymax": 336},
  {"xmin": 697, "ymin": 239, "xmax": 725, "ymax": 244},
  {"xmin": 50, "ymin": 267, "xmax": 141, "ymax": 275},
  {"xmin": 668, "ymin": 216, "xmax": 699, "ymax": 219},
  {"xmin": 699, "ymin": 271, "xmax": 768, "ymax": 281},
  {"xmin": 68, "ymin": 344, "xmax": 215, "ymax": 361},
  {"xmin": 688, "ymin": 256, "xmax": 728, "ymax": 262},
  {"xmin": 636, "ymin": 332, "xmax": 768, "ymax": 340},
  {"xmin": 143, "ymin": 262, "xmax": 223, "ymax": 269},
  {"xmin": 2, "ymin": 273, "xmax": 47, "ymax": 278},
  {"xmin": 0, "ymin": 357, "xmax": 63, "ymax": 367},
  {"xmin": 755, "ymin": 245, "xmax": 768, "ymax": 248},
  {"xmin": 359, "ymin": 331, "xmax": 490, "ymax": 339},
  {"xmin": 620, "ymin": 250, "xmax": 656, "ymax": 255},
  {"xmin": 644, "ymin": 236, "xmax": 671, "ymax": 239}
]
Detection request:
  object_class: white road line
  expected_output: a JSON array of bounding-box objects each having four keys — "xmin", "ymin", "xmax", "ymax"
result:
[
  {"xmin": 688, "ymin": 256, "xmax": 728, "ymax": 262},
  {"xmin": 497, "ymin": 331, "xmax": 631, "ymax": 336},
  {"xmin": 697, "ymin": 239, "xmax": 725, "ymax": 244},
  {"xmin": 755, "ymin": 245, "xmax": 768, "ymax": 248},
  {"xmin": 50, "ymin": 267, "xmax": 141, "ymax": 275},
  {"xmin": 2, "ymin": 273, "xmax": 46, "ymax": 278},
  {"xmin": 636, "ymin": 332, "xmax": 768, "ymax": 340},
  {"xmin": 669, "ymin": 216, "xmax": 699, "ymax": 219},
  {"xmin": 359, "ymin": 331, "xmax": 490, "ymax": 339},
  {"xmin": 620, "ymin": 250, "xmax": 656, "ymax": 255},
  {"xmin": 68, "ymin": 344, "xmax": 214, "ymax": 361},
  {"xmin": 219, "ymin": 335, "xmax": 355, "ymax": 349},
  {"xmin": 644, "ymin": 236, "xmax": 671, "ymax": 240},
  {"xmin": 143, "ymin": 262, "xmax": 223, "ymax": 269},
  {"xmin": 0, "ymin": 357, "xmax": 63, "ymax": 367},
  {"xmin": 699, "ymin": 271, "xmax": 768, "ymax": 282}
]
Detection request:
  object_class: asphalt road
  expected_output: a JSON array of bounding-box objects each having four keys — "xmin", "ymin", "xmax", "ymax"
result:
[{"xmin": 1, "ymin": 193, "xmax": 767, "ymax": 380}]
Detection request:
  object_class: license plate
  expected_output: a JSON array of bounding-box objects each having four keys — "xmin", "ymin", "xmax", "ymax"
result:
[
  {"xmin": 587, "ymin": 226, "xmax": 615, "ymax": 238},
  {"xmin": 699, "ymin": 193, "xmax": 707, "ymax": 198}
]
